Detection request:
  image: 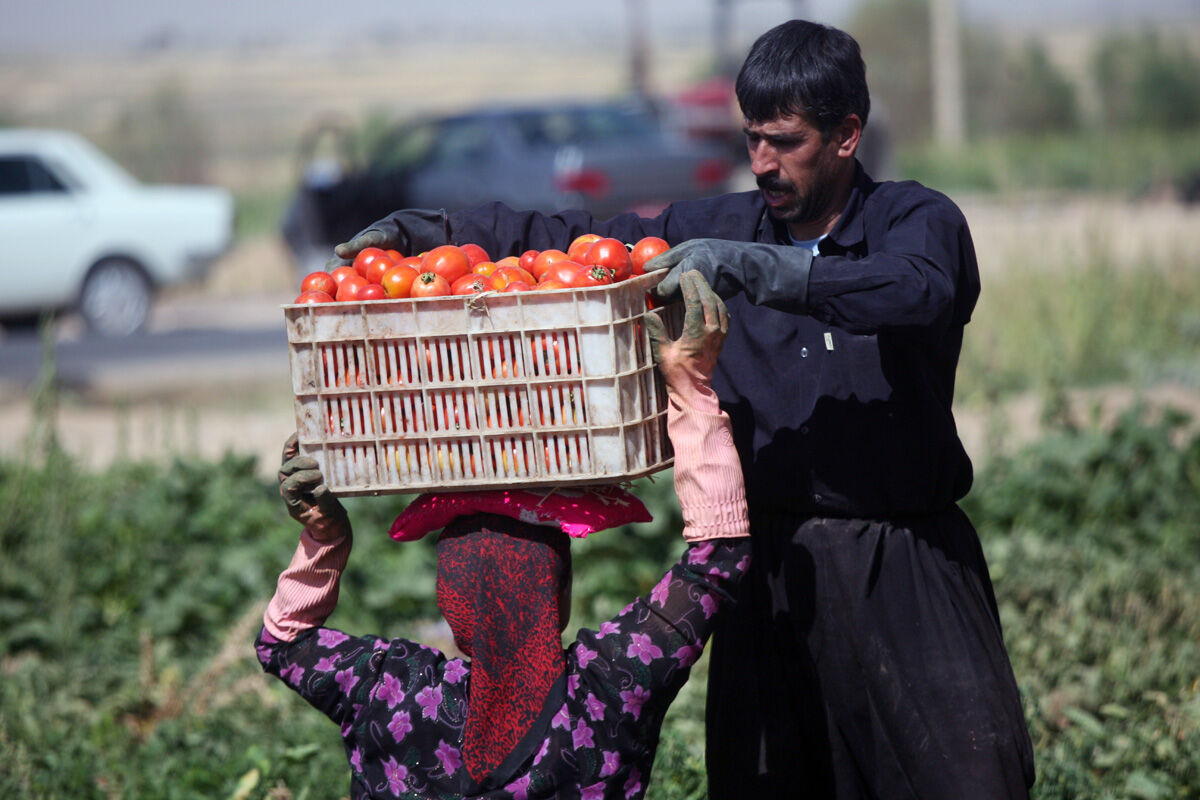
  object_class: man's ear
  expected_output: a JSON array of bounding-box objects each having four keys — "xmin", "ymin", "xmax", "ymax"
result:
[{"xmin": 835, "ymin": 114, "xmax": 863, "ymax": 159}]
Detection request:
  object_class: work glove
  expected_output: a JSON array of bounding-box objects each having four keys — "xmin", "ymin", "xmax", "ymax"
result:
[
  {"xmin": 646, "ymin": 238, "xmax": 813, "ymax": 313},
  {"xmin": 278, "ymin": 433, "xmax": 350, "ymax": 542},
  {"xmin": 644, "ymin": 270, "xmax": 729, "ymax": 410},
  {"xmin": 646, "ymin": 273, "xmax": 748, "ymax": 541},
  {"xmin": 325, "ymin": 208, "xmax": 451, "ymax": 269}
]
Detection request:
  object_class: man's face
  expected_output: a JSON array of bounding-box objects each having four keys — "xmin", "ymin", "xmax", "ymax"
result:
[{"xmin": 744, "ymin": 113, "xmax": 852, "ymax": 234}]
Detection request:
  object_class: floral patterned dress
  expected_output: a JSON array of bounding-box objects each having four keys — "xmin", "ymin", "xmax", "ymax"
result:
[{"xmin": 256, "ymin": 538, "xmax": 750, "ymax": 799}]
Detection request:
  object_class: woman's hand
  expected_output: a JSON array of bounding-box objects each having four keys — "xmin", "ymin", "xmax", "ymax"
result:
[
  {"xmin": 278, "ymin": 433, "xmax": 350, "ymax": 542},
  {"xmin": 644, "ymin": 270, "xmax": 730, "ymax": 408}
]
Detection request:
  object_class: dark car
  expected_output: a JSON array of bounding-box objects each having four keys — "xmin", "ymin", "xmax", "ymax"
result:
[{"xmin": 281, "ymin": 99, "xmax": 734, "ymax": 274}]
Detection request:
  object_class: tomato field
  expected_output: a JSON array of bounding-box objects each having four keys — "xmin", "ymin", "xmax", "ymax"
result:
[{"xmin": 2, "ymin": 387, "xmax": 1199, "ymax": 798}]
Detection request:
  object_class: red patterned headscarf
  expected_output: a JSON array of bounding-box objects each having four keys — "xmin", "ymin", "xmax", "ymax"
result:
[{"xmin": 436, "ymin": 514, "xmax": 571, "ymax": 782}]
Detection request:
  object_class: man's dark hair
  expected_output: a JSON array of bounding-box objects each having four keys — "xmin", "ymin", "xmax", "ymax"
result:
[{"xmin": 736, "ymin": 19, "xmax": 870, "ymax": 137}]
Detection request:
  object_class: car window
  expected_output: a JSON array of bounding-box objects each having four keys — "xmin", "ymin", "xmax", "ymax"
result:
[
  {"xmin": 511, "ymin": 106, "xmax": 657, "ymax": 148},
  {"xmin": 369, "ymin": 123, "xmax": 438, "ymax": 173},
  {"xmin": 429, "ymin": 118, "xmax": 492, "ymax": 167},
  {"xmin": 0, "ymin": 155, "xmax": 69, "ymax": 195}
]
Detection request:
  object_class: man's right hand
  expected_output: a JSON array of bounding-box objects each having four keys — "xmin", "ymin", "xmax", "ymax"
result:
[{"xmin": 278, "ymin": 433, "xmax": 350, "ymax": 542}]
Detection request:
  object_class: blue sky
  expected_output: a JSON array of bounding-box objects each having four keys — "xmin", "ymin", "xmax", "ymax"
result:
[{"xmin": 2, "ymin": 0, "xmax": 1196, "ymax": 53}]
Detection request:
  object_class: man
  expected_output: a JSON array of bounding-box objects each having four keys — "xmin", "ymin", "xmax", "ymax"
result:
[{"xmin": 332, "ymin": 19, "xmax": 1034, "ymax": 799}]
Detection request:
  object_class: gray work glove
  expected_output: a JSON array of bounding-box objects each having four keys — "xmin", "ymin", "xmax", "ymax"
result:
[
  {"xmin": 645, "ymin": 238, "xmax": 813, "ymax": 313},
  {"xmin": 644, "ymin": 270, "xmax": 729, "ymax": 408},
  {"xmin": 326, "ymin": 229, "xmax": 392, "ymax": 269},
  {"xmin": 325, "ymin": 208, "xmax": 451, "ymax": 269},
  {"xmin": 278, "ymin": 433, "xmax": 350, "ymax": 542}
]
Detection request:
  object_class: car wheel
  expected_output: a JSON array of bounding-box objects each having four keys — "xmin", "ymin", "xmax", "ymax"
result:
[{"xmin": 78, "ymin": 258, "xmax": 152, "ymax": 337}]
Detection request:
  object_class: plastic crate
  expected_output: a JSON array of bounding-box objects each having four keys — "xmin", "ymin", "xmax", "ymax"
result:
[{"xmin": 284, "ymin": 271, "xmax": 679, "ymax": 495}]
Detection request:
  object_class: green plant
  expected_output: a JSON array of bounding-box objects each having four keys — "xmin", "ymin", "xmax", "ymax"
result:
[
  {"xmin": 956, "ymin": 248, "xmax": 1200, "ymax": 404},
  {"xmin": 1094, "ymin": 28, "xmax": 1200, "ymax": 131},
  {"xmin": 100, "ymin": 78, "xmax": 213, "ymax": 185}
]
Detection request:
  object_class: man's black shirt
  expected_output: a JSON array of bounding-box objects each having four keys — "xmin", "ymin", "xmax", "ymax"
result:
[{"xmin": 376, "ymin": 164, "xmax": 980, "ymax": 519}]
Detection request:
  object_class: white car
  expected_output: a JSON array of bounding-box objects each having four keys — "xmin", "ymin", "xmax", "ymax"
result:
[{"xmin": 0, "ymin": 129, "xmax": 234, "ymax": 336}]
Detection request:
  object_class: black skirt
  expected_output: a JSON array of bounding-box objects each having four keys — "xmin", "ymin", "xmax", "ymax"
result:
[{"xmin": 705, "ymin": 505, "xmax": 1035, "ymax": 800}]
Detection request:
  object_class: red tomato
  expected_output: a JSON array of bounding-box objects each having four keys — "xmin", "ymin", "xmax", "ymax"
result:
[
  {"xmin": 459, "ymin": 242, "xmax": 490, "ymax": 267},
  {"xmin": 381, "ymin": 264, "xmax": 419, "ymax": 298},
  {"xmin": 356, "ymin": 283, "xmax": 387, "ymax": 301},
  {"xmin": 535, "ymin": 278, "xmax": 569, "ymax": 291},
  {"xmin": 386, "ymin": 249, "xmax": 404, "ymax": 262},
  {"xmin": 501, "ymin": 280, "xmax": 533, "ymax": 292},
  {"xmin": 567, "ymin": 233, "xmax": 602, "ymax": 262},
  {"xmin": 490, "ymin": 265, "xmax": 537, "ymax": 290},
  {"xmin": 519, "ymin": 249, "xmax": 540, "ymax": 273},
  {"xmin": 531, "ymin": 249, "xmax": 570, "ymax": 281},
  {"xmin": 335, "ymin": 274, "xmax": 369, "ymax": 301},
  {"xmin": 472, "ymin": 261, "xmax": 500, "ymax": 277},
  {"xmin": 629, "ymin": 236, "xmax": 670, "ymax": 275},
  {"xmin": 530, "ymin": 333, "xmax": 565, "ymax": 375},
  {"xmin": 570, "ymin": 265, "xmax": 616, "ymax": 288},
  {"xmin": 353, "ymin": 247, "xmax": 393, "ymax": 280},
  {"xmin": 540, "ymin": 260, "xmax": 584, "ymax": 286},
  {"xmin": 495, "ymin": 255, "xmax": 521, "ymax": 267},
  {"xmin": 294, "ymin": 290, "xmax": 334, "ymax": 303},
  {"xmin": 365, "ymin": 255, "xmax": 397, "ymax": 285},
  {"xmin": 422, "ymin": 245, "xmax": 471, "ymax": 283},
  {"xmin": 300, "ymin": 271, "xmax": 337, "ymax": 296},
  {"xmin": 330, "ymin": 266, "xmax": 360, "ymax": 287},
  {"xmin": 452, "ymin": 274, "xmax": 490, "ymax": 295},
  {"xmin": 583, "ymin": 237, "xmax": 633, "ymax": 282},
  {"xmin": 410, "ymin": 271, "xmax": 452, "ymax": 298}
]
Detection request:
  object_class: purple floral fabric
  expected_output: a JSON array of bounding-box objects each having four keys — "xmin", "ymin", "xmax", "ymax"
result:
[{"xmin": 256, "ymin": 539, "xmax": 750, "ymax": 799}]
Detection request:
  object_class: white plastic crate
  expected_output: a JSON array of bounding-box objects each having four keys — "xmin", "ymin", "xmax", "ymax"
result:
[{"xmin": 284, "ymin": 271, "xmax": 680, "ymax": 495}]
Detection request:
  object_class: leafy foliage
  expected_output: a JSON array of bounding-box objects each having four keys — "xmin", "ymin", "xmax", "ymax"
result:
[
  {"xmin": 3, "ymin": 400, "xmax": 1200, "ymax": 797},
  {"xmin": 967, "ymin": 405, "xmax": 1200, "ymax": 798},
  {"xmin": 1094, "ymin": 28, "xmax": 1200, "ymax": 131}
]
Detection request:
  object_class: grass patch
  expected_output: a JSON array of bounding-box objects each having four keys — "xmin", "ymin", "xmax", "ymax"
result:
[
  {"xmin": 957, "ymin": 251, "xmax": 1200, "ymax": 405},
  {"xmin": 233, "ymin": 185, "xmax": 292, "ymax": 242},
  {"xmin": 898, "ymin": 127, "xmax": 1200, "ymax": 197}
]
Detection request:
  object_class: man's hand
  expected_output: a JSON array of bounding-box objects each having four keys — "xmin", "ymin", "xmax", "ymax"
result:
[
  {"xmin": 278, "ymin": 433, "xmax": 350, "ymax": 542},
  {"xmin": 645, "ymin": 238, "xmax": 813, "ymax": 313},
  {"xmin": 644, "ymin": 271, "xmax": 729, "ymax": 407},
  {"xmin": 325, "ymin": 230, "xmax": 394, "ymax": 270}
]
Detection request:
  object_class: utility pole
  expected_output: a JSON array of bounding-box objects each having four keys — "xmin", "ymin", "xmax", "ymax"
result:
[
  {"xmin": 930, "ymin": 0, "xmax": 966, "ymax": 147},
  {"xmin": 626, "ymin": 0, "xmax": 651, "ymax": 99},
  {"xmin": 714, "ymin": 0, "xmax": 742, "ymax": 76}
]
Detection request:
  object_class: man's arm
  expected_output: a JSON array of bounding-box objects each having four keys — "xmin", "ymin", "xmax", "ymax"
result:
[
  {"xmin": 649, "ymin": 193, "xmax": 978, "ymax": 337},
  {"xmin": 327, "ymin": 191, "xmax": 772, "ymax": 268},
  {"xmin": 331, "ymin": 203, "xmax": 668, "ymax": 267}
]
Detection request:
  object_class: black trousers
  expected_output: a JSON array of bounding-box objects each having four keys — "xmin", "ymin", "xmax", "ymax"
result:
[{"xmin": 705, "ymin": 506, "xmax": 1035, "ymax": 800}]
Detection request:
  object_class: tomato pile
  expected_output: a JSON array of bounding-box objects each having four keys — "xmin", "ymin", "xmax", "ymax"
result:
[{"xmin": 292, "ymin": 234, "xmax": 671, "ymax": 303}]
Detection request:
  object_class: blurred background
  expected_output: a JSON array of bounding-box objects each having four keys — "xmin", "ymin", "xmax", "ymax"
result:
[{"xmin": 2, "ymin": 1, "xmax": 1200, "ymax": 798}]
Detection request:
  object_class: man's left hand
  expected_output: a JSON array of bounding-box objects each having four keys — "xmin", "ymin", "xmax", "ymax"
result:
[{"xmin": 646, "ymin": 238, "xmax": 813, "ymax": 313}]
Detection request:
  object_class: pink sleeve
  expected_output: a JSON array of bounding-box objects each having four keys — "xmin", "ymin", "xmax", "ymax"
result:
[
  {"xmin": 263, "ymin": 530, "xmax": 352, "ymax": 641},
  {"xmin": 667, "ymin": 385, "xmax": 750, "ymax": 541}
]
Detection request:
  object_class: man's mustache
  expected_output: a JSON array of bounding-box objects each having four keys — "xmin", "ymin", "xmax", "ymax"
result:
[{"xmin": 756, "ymin": 175, "xmax": 795, "ymax": 193}]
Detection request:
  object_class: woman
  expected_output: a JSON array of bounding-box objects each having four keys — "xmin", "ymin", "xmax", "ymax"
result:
[{"xmin": 256, "ymin": 272, "xmax": 750, "ymax": 799}]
